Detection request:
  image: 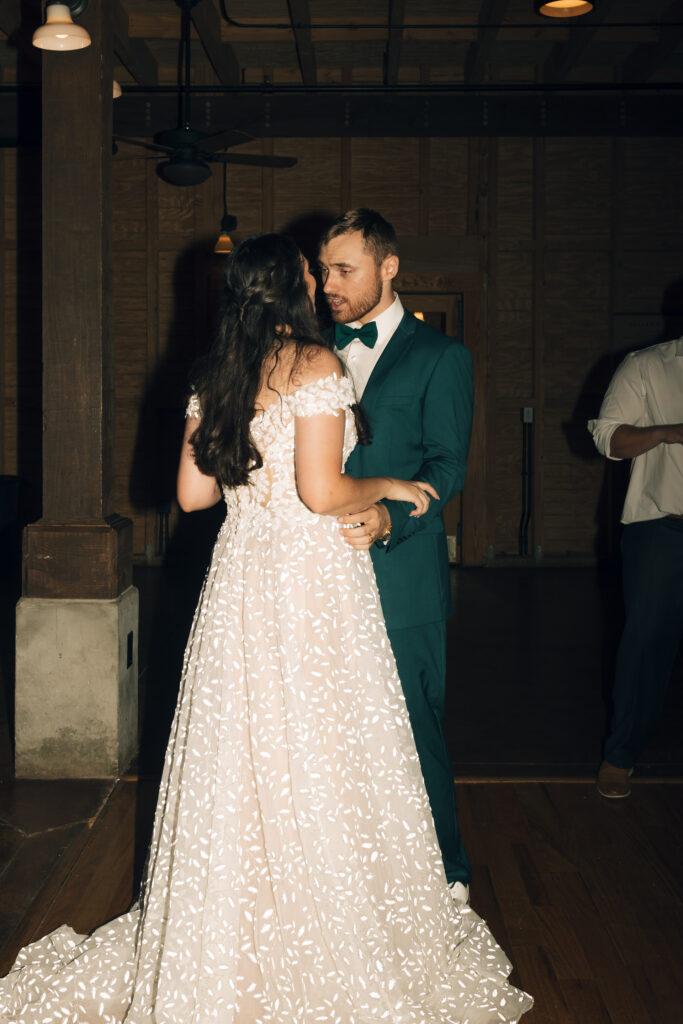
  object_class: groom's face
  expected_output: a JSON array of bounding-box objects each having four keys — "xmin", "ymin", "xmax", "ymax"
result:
[{"xmin": 319, "ymin": 230, "xmax": 391, "ymax": 325}]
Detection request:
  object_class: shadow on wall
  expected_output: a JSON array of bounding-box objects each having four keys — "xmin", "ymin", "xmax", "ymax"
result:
[
  {"xmin": 129, "ymin": 238, "xmax": 224, "ymax": 518},
  {"xmin": 563, "ymin": 276, "xmax": 683, "ymax": 559},
  {"xmin": 280, "ymin": 211, "xmax": 337, "ymax": 330},
  {"xmin": 128, "ymin": 238, "xmax": 226, "ymax": 775},
  {"xmin": 128, "ymin": 213, "xmax": 338, "ymax": 522}
]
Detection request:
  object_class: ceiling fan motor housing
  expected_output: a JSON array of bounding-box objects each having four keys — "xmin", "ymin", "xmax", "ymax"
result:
[{"xmin": 159, "ymin": 152, "xmax": 211, "ymax": 186}]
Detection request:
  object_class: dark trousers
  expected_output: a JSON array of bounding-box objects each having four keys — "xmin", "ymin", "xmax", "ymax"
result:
[
  {"xmin": 605, "ymin": 517, "xmax": 683, "ymax": 770},
  {"xmin": 387, "ymin": 621, "xmax": 471, "ymax": 886}
]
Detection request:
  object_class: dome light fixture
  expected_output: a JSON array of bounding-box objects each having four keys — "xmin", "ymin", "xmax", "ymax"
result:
[
  {"xmin": 33, "ymin": 1, "xmax": 91, "ymax": 52},
  {"xmin": 536, "ymin": 0, "xmax": 594, "ymax": 17}
]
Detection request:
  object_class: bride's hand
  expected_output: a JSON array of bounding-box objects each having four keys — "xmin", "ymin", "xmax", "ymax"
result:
[{"xmin": 384, "ymin": 479, "xmax": 439, "ymax": 516}]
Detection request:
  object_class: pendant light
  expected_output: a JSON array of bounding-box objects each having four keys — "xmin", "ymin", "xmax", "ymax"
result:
[
  {"xmin": 33, "ymin": 1, "xmax": 91, "ymax": 51},
  {"xmin": 214, "ymin": 163, "xmax": 237, "ymax": 255},
  {"xmin": 536, "ymin": 0, "xmax": 594, "ymax": 16}
]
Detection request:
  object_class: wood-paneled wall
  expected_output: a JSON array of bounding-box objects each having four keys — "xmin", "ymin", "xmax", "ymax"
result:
[{"xmin": 3, "ymin": 135, "xmax": 682, "ymax": 564}]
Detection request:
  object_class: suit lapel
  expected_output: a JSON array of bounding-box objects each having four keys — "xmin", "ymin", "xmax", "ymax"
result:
[{"xmin": 362, "ymin": 311, "xmax": 418, "ymax": 408}]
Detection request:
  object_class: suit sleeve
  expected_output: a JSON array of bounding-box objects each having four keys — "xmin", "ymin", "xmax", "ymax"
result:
[{"xmin": 379, "ymin": 341, "xmax": 473, "ymax": 551}]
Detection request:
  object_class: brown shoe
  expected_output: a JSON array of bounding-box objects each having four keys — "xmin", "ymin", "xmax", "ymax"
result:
[{"xmin": 597, "ymin": 760, "xmax": 633, "ymax": 798}]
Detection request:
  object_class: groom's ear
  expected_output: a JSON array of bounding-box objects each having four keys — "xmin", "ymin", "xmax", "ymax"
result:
[{"xmin": 381, "ymin": 254, "xmax": 399, "ymax": 282}]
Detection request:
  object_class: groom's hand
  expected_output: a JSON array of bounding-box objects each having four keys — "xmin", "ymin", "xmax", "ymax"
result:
[{"xmin": 337, "ymin": 503, "xmax": 391, "ymax": 550}]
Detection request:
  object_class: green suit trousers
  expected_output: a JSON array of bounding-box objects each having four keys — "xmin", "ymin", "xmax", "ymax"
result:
[{"xmin": 387, "ymin": 620, "xmax": 471, "ymax": 886}]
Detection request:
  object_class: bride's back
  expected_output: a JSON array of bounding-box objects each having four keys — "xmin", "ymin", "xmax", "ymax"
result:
[{"xmin": 219, "ymin": 344, "xmax": 354, "ymax": 523}]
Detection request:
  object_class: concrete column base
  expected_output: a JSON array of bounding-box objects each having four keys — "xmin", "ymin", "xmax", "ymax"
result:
[{"xmin": 15, "ymin": 586, "xmax": 139, "ymax": 778}]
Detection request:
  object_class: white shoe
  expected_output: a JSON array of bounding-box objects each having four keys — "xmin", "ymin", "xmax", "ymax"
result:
[{"xmin": 448, "ymin": 881, "xmax": 470, "ymax": 906}]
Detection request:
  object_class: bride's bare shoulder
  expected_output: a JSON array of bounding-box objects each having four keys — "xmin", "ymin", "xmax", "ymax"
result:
[
  {"xmin": 258, "ymin": 343, "xmax": 342, "ymax": 406},
  {"xmin": 293, "ymin": 345, "xmax": 342, "ymax": 386}
]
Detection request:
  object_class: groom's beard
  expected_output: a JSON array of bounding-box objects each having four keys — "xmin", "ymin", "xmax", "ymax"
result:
[{"xmin": 326, "ymin": 272, "xmax": 383, "ymax": 324}]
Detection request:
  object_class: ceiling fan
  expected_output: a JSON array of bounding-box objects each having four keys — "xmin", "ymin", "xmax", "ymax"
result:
[{"xmin": 114, "ymin": 0, "xmax": 296, "ymax": 186}]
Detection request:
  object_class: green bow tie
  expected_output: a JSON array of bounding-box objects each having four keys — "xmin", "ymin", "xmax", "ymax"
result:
[{"xmin": 334, "ymin": 321, "xmax": 379, "ymax": 349}]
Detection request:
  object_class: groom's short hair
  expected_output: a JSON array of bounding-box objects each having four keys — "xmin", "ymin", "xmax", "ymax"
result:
[{"xmin": 322, "ymin": 208, "xmax": 399, "ymax": 266}]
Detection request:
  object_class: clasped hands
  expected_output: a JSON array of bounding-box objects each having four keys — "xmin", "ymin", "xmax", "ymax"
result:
[{"xmin": 338, "ymin": 479, "xmax": 438, "ymax": 550}]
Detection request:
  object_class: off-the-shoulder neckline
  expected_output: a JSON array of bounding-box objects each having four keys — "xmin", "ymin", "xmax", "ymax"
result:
[{"xmin": 253, "ymin": 372, "xmax": 351, "ymax": 417}]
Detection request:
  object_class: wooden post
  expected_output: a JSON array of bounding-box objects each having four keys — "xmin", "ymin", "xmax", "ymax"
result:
[
  {"xmin": 23, "ymin": 0, "xmax": 132, "ymax": 598},
  {"xmin": 16, "ymin": 1, "xmax": 137, "ymax": 778}
]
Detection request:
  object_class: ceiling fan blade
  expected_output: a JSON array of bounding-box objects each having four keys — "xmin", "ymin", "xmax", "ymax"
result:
[
  {"xmin": 199, "ymin": 128, "xmax": 255, "ymax": 153},
  {"xmin": 115, "ymin": 136, "xmax": 174, "ymax": 156},
  {"xmin": 208, "ymin": 152, "xmax": 298, "ymax": 169}
]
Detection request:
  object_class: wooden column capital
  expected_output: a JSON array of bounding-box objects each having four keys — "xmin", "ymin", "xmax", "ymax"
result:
[{"xmin": 23, "ymin": 516, "xmax": 132, "ymax": 599}]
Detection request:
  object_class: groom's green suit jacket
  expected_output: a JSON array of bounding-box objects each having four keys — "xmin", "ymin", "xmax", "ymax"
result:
[{"xmin": 338, "ymin": 311, "xmax": 473, "ymax": 631}]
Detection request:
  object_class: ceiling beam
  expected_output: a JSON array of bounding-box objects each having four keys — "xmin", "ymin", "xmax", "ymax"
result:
[
  {"xmin": 191, "ymin": 0, "xmax": 239, "ymax": 86},
  {"xmin": 104, "ymin": 88, "xmax": 683, "ymax": 141},
  {"xmin": 544, "ymin": 0, "xmax": 615, "ymax": 83},
  {"xmin": 111, "ymin": 0, "xmax": 157, "ymax": 86},
  {"xmin": 287, "ymin": 0, "xmax": 317, "ymax": 86},
  {"xmin": 385, "ymin": 0, "xmax": 406, "ymax": 87},
  {"xmin": 621, "ymin": 0, "xmax": 683, "ymax": 83},
  {"xmin": 464, "ymin": 0, "xmax": 512, "ymax": 84}
]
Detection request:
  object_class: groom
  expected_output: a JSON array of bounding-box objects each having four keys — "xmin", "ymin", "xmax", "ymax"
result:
[{"xmin": 318, "ymin": 209, "xmax": 473, "ymax": 898}]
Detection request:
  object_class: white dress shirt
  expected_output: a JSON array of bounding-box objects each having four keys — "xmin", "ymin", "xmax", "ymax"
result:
[
  {"xmin": 334, "ymin": 294, "xmax": 405, "ymax": 398},
  {"xmin": 588, "ymin": 337, "xmax": 683, "ymax": 524}
]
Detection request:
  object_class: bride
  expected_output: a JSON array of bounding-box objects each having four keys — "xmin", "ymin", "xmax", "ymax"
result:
[{"xmin": 0, "ymin": 233, "xmax": 532, "ymax": 1023}]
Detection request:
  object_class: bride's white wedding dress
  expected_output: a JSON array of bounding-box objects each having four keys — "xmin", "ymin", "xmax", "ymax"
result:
[{"xmin": 0, "ymin": 374, "xmax": 532, "ymax": 1023}]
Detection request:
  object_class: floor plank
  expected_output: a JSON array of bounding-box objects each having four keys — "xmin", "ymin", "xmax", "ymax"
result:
[
  {"xmin": 512, "ymin": 944, "xmax": 574, "ymax": 1024},
  {"xmin": 557, "ymin": 978, "xmax": 613, "ymax": 1024},
  {"xmin": 0, "ymin": 778, "xmax": 112, "ymax": 834},
  {"xmin": 0, "ymin": 824, "xmax": 84, "ymax": 952},
  {"xmin": 592, "ymin": 961, "xmax": 653, "ymax": 1024},
  {"xmin": 33, "ymin": 783, "xmax": 138, "ymax": 938}
]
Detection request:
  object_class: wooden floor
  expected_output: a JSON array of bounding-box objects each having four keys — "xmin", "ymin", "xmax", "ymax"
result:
[{"xmin": 1, "ymin": 774, "xmax": 681, "ymax": 1023}]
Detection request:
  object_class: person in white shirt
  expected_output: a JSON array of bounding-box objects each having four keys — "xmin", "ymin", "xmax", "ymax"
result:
[{"xmin": 588, "ymin": 338, "xmax": 683, "ymax": 797}]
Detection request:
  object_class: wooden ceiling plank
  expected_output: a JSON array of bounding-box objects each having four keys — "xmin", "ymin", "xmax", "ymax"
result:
[
  {"xmin": 621, "ymin": 0, "xmax": 683, "ymax": 83},
  {"xmin": 385, "ymin": 0, "xmax": 406, "ymax": 86},
  {"xmin": 287, "ymin": 0, "xmax": 317, "ymax": 86},
  {"xmin": 111, "ymin": 0, "xmax": 158, "ymax": 86},
  {"xmin": 544, "ymin": 0, "xmax": 616, "ymax": 83},
  {"xmin": 465, "ymin": 0, "xmax": 512, "ymax": 84},
  {"xmin": 191, "ymin": 0, "xmax": 240, "ymax": 86},
  {"xmin": 128, "ymin": 14, "xmax": 179, "ymax": 40}
]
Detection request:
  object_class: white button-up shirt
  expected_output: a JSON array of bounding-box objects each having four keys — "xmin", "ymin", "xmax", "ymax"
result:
[
  {"xmin": 588, "ymin": 337, "xmax": 683, "ymax": 524},
  {"xmin": 334, "ymin": 294, "xmax": 405, "ymax": 398}
]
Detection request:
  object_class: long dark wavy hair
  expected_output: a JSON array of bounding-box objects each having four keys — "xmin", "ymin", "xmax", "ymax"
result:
[{"xmin": 190, "ymin": 232, "xmax": 363, "ymax": 488}]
